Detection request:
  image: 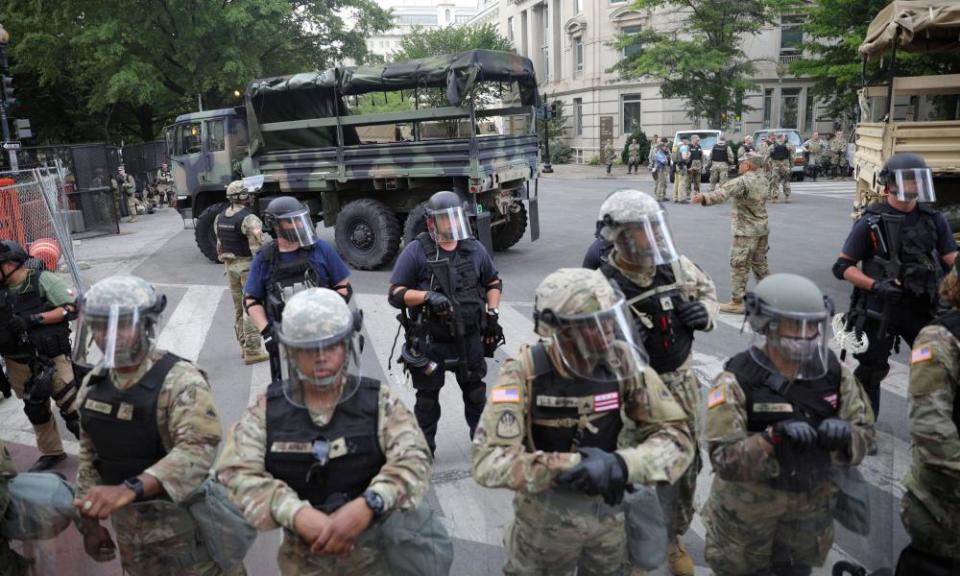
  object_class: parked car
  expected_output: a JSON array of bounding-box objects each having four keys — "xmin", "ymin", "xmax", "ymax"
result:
[
  {"xmin": 752, "ymin": 128, "xmax": 806, "ymax": 181},
  {"xmin": 669, "ymin": 129, "xmax": 722, "ymax": 183}
]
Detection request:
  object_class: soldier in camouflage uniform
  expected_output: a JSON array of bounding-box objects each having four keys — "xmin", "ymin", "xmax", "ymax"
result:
[
  {"xmin": 647, "ymin": 134, "xmax": 660, "ymax": 171},
  {"xmin": 702, "ymin": 274, "xmax": 875, "ymax": 576},
  {"xmin": 685, "ymin": 135, "xmax": 705, "ymax": 197},
  {"xmin": 674, "ymin": 139, "xmax": 691, "ymax": 204},
  {"xmin": 896, "ymin": 264, "xmax": 960, "ymax": 573},
  {"xmin": 708, "ymin": 137, "xmax": 734, "ymax": 192},
  {"xmin": 596, "ymin": 190, "xmax": 718, "ymax": 576},
  {"xmin": 653, "ymin": 138, "xmax": 671, "ymax": 202},
  {"xmin": 627, "ymin": 139, "xmax": 640, "ymax": 174},
  {"xmin": 738, "ymin": 135, "xmax": 757, "ymax": 161},
  {"xmin": 0, "ymin": 439, "xmax": 30, "ymax": 575},
  {"xmin": 72, "ymin": 275, "xmax": 224, "ymax": 575},
  {"xmin": 156, "ymin": 162, "xmax": 174, "ymax": 207},
  {"xmin": 216, "ymin": 181, "xmax": 268, "ymax": 365},
  {"xmin": 604, "ymin": 142, "xmax": 617, "ymax": 175},
  {"xmin": 765, "ymin": 133, "xmax": 795, "ymax": 203},
  {"xmin": 217, "ymin": 288, "xmax": 434, "ymax": 575},
  {"xmin": 471, "ymin": 268, "xmax": 694, "ymax": 576},
  {"xmin": 114, "ymin": 167, "xmax": 142, "ymax": 223},
  {"xmin": 802, "ymin": 132, "xmax": 823, "ymax": 180},
  {"xmin": 830, "ymin": 129, "xmax": 849, "ymax": 178},
  {"xmin": 693, "ymin": 156, "xmax": 770, "ymax": 314}
]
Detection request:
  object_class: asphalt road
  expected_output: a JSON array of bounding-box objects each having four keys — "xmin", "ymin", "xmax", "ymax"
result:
[{"xmin": 2, "ymin": 175, "xmax": 907, "ymax": 575}]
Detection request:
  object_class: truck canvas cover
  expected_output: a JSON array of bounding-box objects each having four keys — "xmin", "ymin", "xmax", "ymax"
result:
[{"xmin": 860, "ymin": 1, "xmax": 960, "ymax": 58}]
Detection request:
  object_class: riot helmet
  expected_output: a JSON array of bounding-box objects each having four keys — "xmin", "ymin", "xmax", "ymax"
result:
[
  {"xmin": 0, "ymin": 240, "xmax": 27, "ymax": 284},
  {"xmin": 74, "ymin": 275, "xmax": 167, "ymax": 369},
  {"xmin": 533, "ymin": 268, "xmax": 647, "ymax": 382},
  {"xmin": 277, "ymin": 288, "xmax": 363, "ymax": 413},
  {"xmin": 598, "ymin": 189, "xmax": 678, "ymax": 270},
  {"xmin": 744, "ymin": 273, "xmax": 833, "ymax": 380},
  {"xmin": 264, "ymin": 196, "xmax": 317, "ymax": 247},
  {"xmin": 880, "ymin": 153, "xmax": 935, "ymax": 203},
  {"xmin": 426, "ymin": 191, "xmax": 471, "ymax": 243}
]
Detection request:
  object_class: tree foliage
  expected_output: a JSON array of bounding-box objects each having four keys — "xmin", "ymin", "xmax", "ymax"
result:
[
  {"xmin": 2, "ymin": 0, "xmax": 390, "ymax": 143},
  {"xmin": 613, "ymin": 0, "xmax": 800, "ymax": 128}
]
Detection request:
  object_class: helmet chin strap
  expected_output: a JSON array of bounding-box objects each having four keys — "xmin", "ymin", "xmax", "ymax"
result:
[{"xmin": 0, "ymin": 261, "xmax": 23, "ymax": 285}]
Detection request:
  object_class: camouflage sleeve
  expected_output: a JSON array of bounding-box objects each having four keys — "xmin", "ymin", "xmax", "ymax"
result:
[
  {"xmin": 836, "ymin": 364, "xmax": 876, "ymax": 465},
  {"xmin": 143, "ymin": 363, "xmax": 222, "ymax": 503},
  {"xmin": 619, "ymin": 366, "xmax": 694, "ymax": 484},
  {"xmin": 702, "ymin": 177, "xmax": 738, "ymax": 206},
  {"xmin": 368, "ymin": 384, "xmax": 433, "ymax": 513},
  {"xmin": 680, "ymin": 256, "xmax": 719, "ymax": 331},
  {"xmin": 705, "ymin": 371, "xmax": 779, "ymax": 482},
  {"xmin": 215, "ymin": 394, "xmax": 309, "ymax": 531},
  {"xmin": 75, "ymin": 378, "xmax": 104, "ymax": 499},
  {"xmin": 241, "ymin": 213, "xmax": 265, "ymax": 255},
  {"xmin": 471, "ymin": 352, "xmax": 580, "ymax": 493},
  {"xmin": 907, "ymin": 327, "xmax": 960, "ymax": 481}
]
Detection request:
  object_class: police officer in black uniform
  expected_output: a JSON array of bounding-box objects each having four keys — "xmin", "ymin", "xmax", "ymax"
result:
[
  {"xmin": 389, "ymin": 191, "xmax": 503, "ymax": 454},
  {"xmin": 0, "ymin": 240, "xmax": 80, "ymax": 471},
  {"xmin": 833, "ymin": 154, "xmax": 957, "ymax": 417}
]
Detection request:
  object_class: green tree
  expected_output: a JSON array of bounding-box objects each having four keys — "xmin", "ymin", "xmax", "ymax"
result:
[
  {"xmin": 613, "ymin": 0, "xmax": 800, "ymax": 128},
  {"xmin": 791, "ymin": 0, "xmax": 960, "ymax": 123},
  {"xmin": 2, "ymin": 0, "xmax": 390, "ymax": 143}
]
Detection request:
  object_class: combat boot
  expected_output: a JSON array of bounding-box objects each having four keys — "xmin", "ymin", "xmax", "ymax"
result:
[
  {"xmin": 243, "ymin": 349, "xmax": 269, "ymax": 365},
  {"xmin": 719, "ymin": 300, "xmax": 745, "ymax": 314},
  {"xmin": 667, "ymin": 539, "xmax": 695, "ymax": 576}
]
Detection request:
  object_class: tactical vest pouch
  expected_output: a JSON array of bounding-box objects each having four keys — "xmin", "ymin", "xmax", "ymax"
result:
[
  {"xmin": 1, "ymin": 472, "xmax": 77, "ymax": 540},
  {"xmin": 372, "ymin": 501, "xmax": 455, "ymax": 576},
  {"xmin": 187, "ymin": 476, "xmax": 257, "ymax": 573},
  {"xmin": 830, "ymin": 464, "xmax": 870, "ymax": 536},
  {"xmin": 623, "ymin": 484, "xmax": 668, "ymax": 570},
  {"xmin": 112, "ymin": 499, "xmax": 207, "ymax": 568}
]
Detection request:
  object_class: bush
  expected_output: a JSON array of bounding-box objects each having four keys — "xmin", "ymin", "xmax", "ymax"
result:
[
  {"xmin": 726, "ymin": 139, "xmax": 743, "ymax": 163},
  {"xmin": 549, "ymin": 142, "xmax": 573, "ymax": 164},
  {"xmin": 588, "ymin": 155, "xmax": 601, "ymax": 166},
  {"xmin": 621, "ymin": 130, "xmax": 651, "ymax": 165}
]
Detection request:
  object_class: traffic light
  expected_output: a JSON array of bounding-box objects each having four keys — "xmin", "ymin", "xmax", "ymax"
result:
[
  {"xmin": 550, "ymin": 102, "xmax": 558, "ymax": 119},
  {"xmin": 1, "ymin": 76, "xmax": 14, "ymax": 106}
]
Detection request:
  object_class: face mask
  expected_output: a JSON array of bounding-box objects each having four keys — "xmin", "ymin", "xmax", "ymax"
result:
[{"xmin": 778, "ymin": 335, "xmax": 820, "ymax": 360}]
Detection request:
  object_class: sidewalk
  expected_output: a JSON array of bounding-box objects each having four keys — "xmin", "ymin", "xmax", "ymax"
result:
[{"xmin": 539, "ymin": 162, "xmax": 655, "ymax": 181}]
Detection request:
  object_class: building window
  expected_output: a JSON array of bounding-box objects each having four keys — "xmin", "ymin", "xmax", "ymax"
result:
[
  {"xmin": 445, "ymin": 9, "xmax": 451, "ymax": 24},
  {"xmin": 574, "ymin": 98, "xmax": 583, "ymax": 136},
  {"xmin": 622, "ymin": 26, "xmax": 641, "ymax": 59},
  {"xmin": 804, "ymin": 93, "xmax": 816, "ymax": 132},
  {"xmin": 622, "ymin": 94, "xmax": 641, "ymax": 134},
  {"xmin": 456, "ymin": 15, "xmax": 470, "ymax": 24},
  {"xmin": 574, "ymin": 0, "xmax": 582, "ymax": 14},
  {"xmin": 763, "ymin": 89, "xmax": 774, "ymax": 126},
  {"xmin": 507, "ymin": 16, "xmax": 514, "ymax": 41},
  {"xmin": 780, "ymin": 87, "xmax": 801, "ymax": 128},
  {"xmin": 780, "ymin": 15, "xmax": 803, "ymax": 63},
  {"xmin": 573, "ymin": 38, "xmax": 584, "ymax": 77}
]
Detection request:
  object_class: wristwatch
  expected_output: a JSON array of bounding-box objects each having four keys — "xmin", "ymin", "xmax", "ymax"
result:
[
  {"xmin": 487, "ymin": 308, "xmax": 499, "ymax": 316},
  {"xmin": 363, "ymin": 489, "xmax": 385, "ymax": 519},
  {"xmin": 123, "ymin": 477, "xmax": 145, "ymax": 501}
]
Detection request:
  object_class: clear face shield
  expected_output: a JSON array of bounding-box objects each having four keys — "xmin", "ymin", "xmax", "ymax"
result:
[
  {"xmin": 610, "ymin": 211, "xmax": 679, "ymax": 269},
  {"xmin": 73, "ymin": 304, "xmax": 158, "ymax": 369},
  {"xmin": 275, "ymin": 210, "xmax": 319, "ymax": 247},
  {"xmin": 891, "ymin": 168, "xmax": 936, "ymax": 203},
  {"xmin": 548, "ymin": 299, "xmax": 648, "ymax": 382},
  {"xmin": 279, "ymin": 326, "xmax": 362, "ymax": 411},
  {"xmin": 750, "ymin": 314, "xmax": 830, "ymax": 380},
  {"xmin": 427, "ymin": 206, "xmax": 471, "ymax": 243}
]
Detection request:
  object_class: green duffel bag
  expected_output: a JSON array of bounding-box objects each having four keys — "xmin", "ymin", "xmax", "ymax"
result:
[
  {"xmin": 1, "ymin": 472, "xmax": 77, "ymax": 541},
  {"xmin": 623, "ymin": 484, "xmax": 668, "ymax": 571},
  {"xmin": 187, "ymin": 476, "xmax": 258, "ymax": 573},
  {"xmin": 375, "ymin": 501, "xmax": 454, "ymax": 576}
]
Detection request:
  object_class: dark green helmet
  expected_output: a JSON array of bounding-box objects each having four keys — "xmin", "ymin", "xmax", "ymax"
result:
[
  {"xmin": 745, "ymin": 273, "xmax": 831, "ymax": 334},
  {"xmin": 0, "ymin": 240, "xmax": 27, "ymax": 264},
  {"xmin": 426, "ymin": 191, "xmax": 462, "ymax": 212}
]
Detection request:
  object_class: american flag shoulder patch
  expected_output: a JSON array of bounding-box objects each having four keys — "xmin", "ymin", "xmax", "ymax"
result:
[
  {"xmin": 707, "ymin": 385, "xmax": 726, "ymax": 409},
  {"xmin": 911, "ymin": 346, "xmax": 933, "ymax": 364},
  {"xmin": 593, "ymin": 392, "xmax": 620, "ymax": 412},
  {"xmin": 491, "ymin": 386, "xmax": 520, "ymax": 403}
]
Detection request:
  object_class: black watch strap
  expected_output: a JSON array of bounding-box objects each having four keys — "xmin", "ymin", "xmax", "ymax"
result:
[
  {"xmin": 123, "ymin": 477, "xmax": 145, "ymax": 501},
  {"xmin": 363, "ymin": 489, "xmax": 385, "ymax": 518}
]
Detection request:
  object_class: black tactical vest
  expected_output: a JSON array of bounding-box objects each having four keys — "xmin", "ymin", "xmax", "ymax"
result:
[
  {"xmin": 216, "ymin": 207, "xmax": 253, "ymax": 257},
  {"xmin": 861, "ymin": 203, "xmax": 941, "ymax": 303},
  {"xmin": 711, "ymin": 146, "xmax": 729, "ymax": 164},
  {"xmin": 417, "ymin": 233, "xmax": 486, "ymax": 337},
  {"xmin": 601, "ymin": 261, "xmax": 694, "ymax": 374},
  {"xmin": 79, "ymin": 353, "xmax": 181, "ymax": 485},
  {"xmin": 689, "ymin": 145, "xmax": 703, "ymax": 162},
  {"xmin": 770, "ymin": 143, "xmax": 790, "ymax": 161},
  {"xmin": 527, "ymin": 344, "xmax": 623, "ymax": 453},
  {"xmin": 932, "ymin": 310, "xmax": 960, "ymax": 430},
  {"xmin": 263, "ymin": 242, "xmax": 317, "ymax": 322},
  {"xmin": 725, "ymin": 349, "xmax": 842, "ymax": 492},
  {"xmin": 742, "ymin": 145, "xmax": 755, "ymax": 155},
  {"xmin": 264, "ymin": 378, "xmax": 386, "ymax": 512},
  {"xmin": 0, "ymin": 272, "xmax": 71, "ymax": 358}
]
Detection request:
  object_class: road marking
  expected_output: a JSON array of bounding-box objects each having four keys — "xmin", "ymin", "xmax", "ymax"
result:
[{"xmin": 155, "ymin": 285, "xmax": 225, "ymax": 362}]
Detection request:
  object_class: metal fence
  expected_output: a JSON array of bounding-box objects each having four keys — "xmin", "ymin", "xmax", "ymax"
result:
[{"xmin": 122, "ymin": 140, "xmax": 167, "ymax": 190}]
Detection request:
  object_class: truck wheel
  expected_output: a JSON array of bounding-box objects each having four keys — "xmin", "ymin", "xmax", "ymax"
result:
[
  {"xmin": 491, "ymin": 203, "xmax": 528, "ymax": 252},
  {"xmin": 194, "ymin": 201, "xmax": 227, "ymax": 264},
  {"xmin": 402, "ymin": 203, "xmax": 429, "ymax": 246},
  {"xmin": 335, "ymin": 199, "xmax": 401, "ymax": 270}
]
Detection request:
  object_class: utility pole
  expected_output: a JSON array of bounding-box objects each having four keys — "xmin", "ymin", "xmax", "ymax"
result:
[
  {"xmin": 0, "ymin": 23, "xmax": 18, "ymax": 172},
  {"xmin": 541, "ymin": 100, "xmax": 554, "ymax": 174}
]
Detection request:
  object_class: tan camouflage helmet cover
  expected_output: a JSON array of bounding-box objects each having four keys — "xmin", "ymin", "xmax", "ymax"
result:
[
  {"xmin": 598, "ymin": 188, "xmax": 661, "ymax": 242},
  {"xmin": 741, "ymin": 155, "xmax": 764, "ymax": 169},
  {"xmin": 225, "ymin": 180, "xmax": 248, "ymax": 201},
  {"xmin": 277, "ymin": 287, "xmax": 357, "ymax": 346},
  {"xmin": 534, "ymin": 268, "xmax": 618, "ymax": 337},
  {"xmin": 81, "ymin": 275, "xmax": 163, "ymax": 315}
]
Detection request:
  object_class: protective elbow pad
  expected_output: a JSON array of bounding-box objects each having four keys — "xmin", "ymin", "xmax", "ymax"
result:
[
  {"xmin": 336, "ymin": 283, "xmax": 354, "ymax": 304},
  {"xmin": 243, "ymin": 297, "xmax": 263, "ymax": 313},
  {"xmin": 388, "ymin": 287, "xmax": 409, "ymax": 310},
  {"xmin": 488, "ymin": 278, "xmax": 503, "ymax": 293},
  {"xmin": 832, "ymin": 257, "xmax": 856, "ymax": 280}
]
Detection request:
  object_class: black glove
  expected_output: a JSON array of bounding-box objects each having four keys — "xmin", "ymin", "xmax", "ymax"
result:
[
  {"xmin": 260, "ymin": 324, "xmax": 276, "ymax": 347},
  {"xmin": 483, "ymin": 312, "xmax": 505, "ymax": 358},
  {"xmin": 772, "ymin": 419, "xmax": 818, "ymax": 447},
  {"xmin": 871, "ymin": 278, "xmax": 902, "ymax": 302},
  {"xmin": 817, "ymin": 418, "xmax": 852, "ymax": 452},
  {"xmin": 676, "ymin": 301, "xmax": 709, "ymax": 330},
  {"xmin": 9, "ymin": 314, "xmax": 40, "ymax": 334},
  {"xmin": 423, "ymin": 291, "xmax": 451, "ymax": 314},
  {"xmin": 555, "ymin": 447, "xmax": 628, "ymax": 506}
]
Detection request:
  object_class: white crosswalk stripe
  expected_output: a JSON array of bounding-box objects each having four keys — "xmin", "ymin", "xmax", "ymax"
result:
[{"xmin": 789, "ymin": 179, "xmax": 857, "ymax": 197}]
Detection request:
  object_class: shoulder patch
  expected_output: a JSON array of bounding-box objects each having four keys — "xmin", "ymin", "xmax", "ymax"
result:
[
  {"xmin": 491, "ymin": 386, "xmax": 520, "ymax": 404},
  {"xmin": 707, "ymin": 385, "xmax": 726, "ymax": 409},
  {"xmin": 911, "ymin": 345, "xmax": 934, "ymax": 365}
]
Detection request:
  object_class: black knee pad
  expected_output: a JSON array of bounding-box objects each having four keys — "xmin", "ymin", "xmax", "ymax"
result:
[
  {"xmin": 895, "ymin": 544, "xmax": 956, "ymax": 576},
  {"xmin": 415, "ymin": 389, "xmax": 441, "ymax": 412},
  {"xmin": 465, "ymin": 383, "xmax": 486, "ymax": 407},
  {"xmin": 771, "ymin": 563, "xmax": 811, "ymax": 576},
  {"xmin": 23, "ymin": 398, "xmax": 52, "ymax": 425}
]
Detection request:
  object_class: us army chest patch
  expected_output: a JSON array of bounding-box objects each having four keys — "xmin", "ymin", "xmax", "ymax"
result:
[
  {"xmin": 83, "ymin": 399, "xmax": 113, "ymax": 415},
  {"xmin": 496, "ymin": 412, "xmax": 521, "ymax": 440},
  {"xmin": 753, "ymin": 402, "xmax": 794, "ymax": 413}
]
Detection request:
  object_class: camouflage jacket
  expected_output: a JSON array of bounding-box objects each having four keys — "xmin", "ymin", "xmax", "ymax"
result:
[
  {"xmin": 215, "ymin": 205, "xmax": 264, "ymax": 261},
  {"xmin": 76, "ymin": 349, "xmax": 223, "ymax": 502},
  {"xmin": 705, "ymin": 359, "xmax": 875, "ymax": 483},
  {"xmin": 0, "ymin": 439, "xmax": 14, "ymax": 514},
  {"xmin": 113, "ymin": 174, "xmax": 136, "ymax": 194},
  {"xmin": 904, "ymin": 325, "xmax": 960, "ymax": 526},
  {"xmin": 215, "ymin": 382, "xmax": 432, "ymax": 532},
  {"xmin": 803, "ymin": 139, "xmax": 824, "ymax": 156},
  {"xmin": 763, "ymin": 143, "xmax": 796, "ymax": 164},
  {"xmin": 628, "ymin": 144, "xmax": 640, "ymax": 162},
  {"xmin": 829, "ymin": 137, "xmax": 846, "ymax": 154},
  {"xmin": 700, "ymin": 171, "xmax": 769, "ymax": 237},
  {"xmin": 471, "ymin": 342, "xmax": 693, "ymax": 494},
  {"xmin": 155, "ymin": 169, "xmax": 173, "ymax": 187}
]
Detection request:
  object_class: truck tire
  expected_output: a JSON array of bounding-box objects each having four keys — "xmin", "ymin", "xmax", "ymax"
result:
[
  {"xmin": 491, "ymin": 203, "xmax": 528, "ymax": 252},
  {"xmin": 402, "ymin": 203, "xmax": 429, "ymax": 246},
  {"xmin": 195, "ymin": 201, "xmax": 227, "ymax": 264},
  {"xmin": 335, "ymin": 199, "xmax": 401, "ymax": 270}
]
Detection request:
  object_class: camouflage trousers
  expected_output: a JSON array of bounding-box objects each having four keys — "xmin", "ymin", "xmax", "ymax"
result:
[
  {"xmin": 277, "ymin": 529, "xmax": 389, "ymax": 576},
  {"xmin": 3, "ymin": 355, "xmax": 76, "ymax": 456},
  {"xmin": 901, "ymin": 490, "xmax": 960, "ymax": 560},
  {"xmin": 112, "ymin": 500, "xmax": 223, "ymax": 576},
  {"xmin": 768, "ymin": 160, "xmax": 791, "ymax": 200},
  {"xmin": 656, "ymin": 362, "xmax": 702, "ymax": 538},
  {"xmin": 674, "ymin": 169, "xmax": 689, "ymax": 202},
  {"xmin": 224, "ymin": 258, "xmax": 262, "ymax": 353},
  {"xmin": 127, "ymin": 195, "xmax": 144, "ymax": 219},
  {"xmin": 654, "ymin": 168, "xmax": 669, "ymax": 201},
  {"xmin": 504, "ymin": 489, "xmax": 626, "ymax": 576},
  {"xmin": 709, "ymin": 162, "xmax": 730, "ymax": 191},
  {"xmin": 685, "ymin": 161, "xmax": 702, "ymax": 196},
  {"xmin": 704, "ymin": 478, "xmax": 835, "ymax": 576},
  {"xmin": 730, "ymin": 235, "xmax": 769, "ymax": 302}
]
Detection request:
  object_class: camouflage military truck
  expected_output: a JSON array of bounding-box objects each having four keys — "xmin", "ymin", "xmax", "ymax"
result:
[
  {"xmin": 853, "ymin": 1, "xmax": 960, "ymax": 228},
  {"xmin": 165, "ymin": 50, "xmax": 542, "ymax": 270}
]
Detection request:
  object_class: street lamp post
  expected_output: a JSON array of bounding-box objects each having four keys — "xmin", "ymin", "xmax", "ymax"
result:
[
  {"xmin": 542, "ymin": 101, "xmax": 554, "ymax": 174},
  {"xmin": 0, "ymin": 24, "xmax": 17, "ymax": 172}
]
